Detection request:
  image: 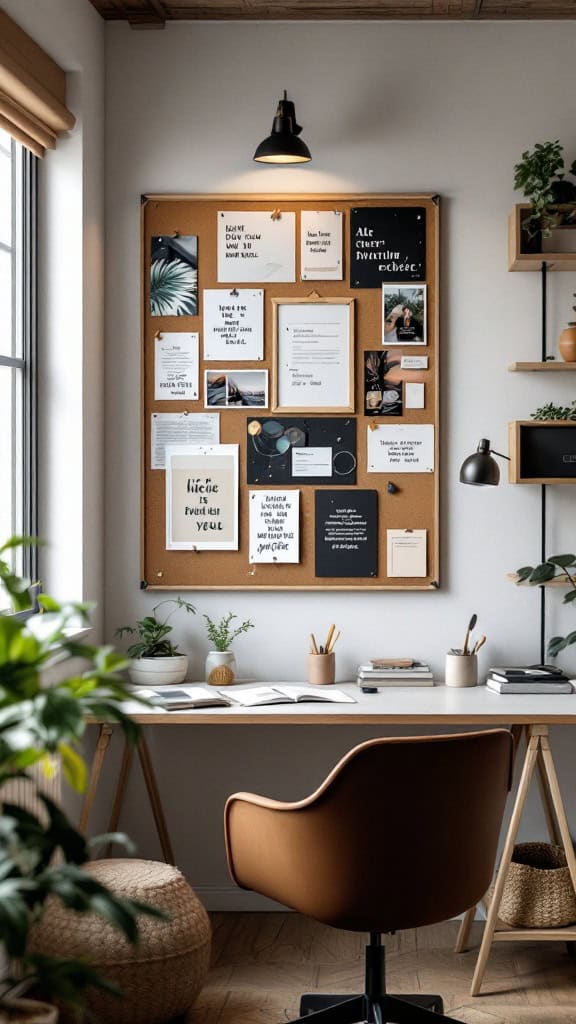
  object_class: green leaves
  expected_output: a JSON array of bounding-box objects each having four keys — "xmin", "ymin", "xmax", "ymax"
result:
[
  {"xmin": 513, "ymin": 140, "xmax": 571, "ymax": 238},
  {"xmin": 0, "ymin": 536, "xmax": 157, "ymax": 1010},
  {"xmin": 203, "ymin": 612, "xmax": 255, "ymax": 652},
  {"xmin": 115, "ymin": 597, "xmax": 196, "ymax": 658},
  {"xmin": 516, "ymin": 550, "xmax": 576, "ymax": 660},
  {"xmin": 531, "ymin": 401, "xmax": 576, "ymax": 422}
]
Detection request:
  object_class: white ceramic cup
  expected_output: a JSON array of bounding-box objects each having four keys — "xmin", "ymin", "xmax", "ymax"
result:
[{"xmin": 445, "ymin": 653, "xmax": 478, "ymax": 688}]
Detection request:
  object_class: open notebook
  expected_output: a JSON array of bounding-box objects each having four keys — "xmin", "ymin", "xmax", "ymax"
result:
[{"xmin": 139, "ymin": 685, "xmax": 356, "ymax": 710}]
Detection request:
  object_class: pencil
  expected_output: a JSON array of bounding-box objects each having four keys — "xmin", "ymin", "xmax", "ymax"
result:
[
  {"xmin": 325, "ymin": 624, "xmax": 336, "ymax": 652},
  {"xmin": 310, "ymin": 633, "xmax": 319, "ymax": 655},
  {"xmin": 327, "ymin": 630, "xmax": 340, "ymax": 654}
]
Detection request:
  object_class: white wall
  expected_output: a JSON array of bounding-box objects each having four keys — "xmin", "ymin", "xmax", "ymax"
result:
[
  {"xmin": 99, "ymin": 20, "xmax": 576, "ymax": 907},
  {"xmin": 2, "ymin": 0, "xmax": 106, "ymax": 625}
]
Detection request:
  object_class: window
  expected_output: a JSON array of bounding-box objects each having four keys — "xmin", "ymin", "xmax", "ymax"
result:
[{"xmin": 0, "ymin": 128, "xmax": 37, "ymax": 580}]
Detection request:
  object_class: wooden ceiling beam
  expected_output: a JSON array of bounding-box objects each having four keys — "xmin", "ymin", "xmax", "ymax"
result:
[{"xmin": 88, "ymin": 0, "xmax": 576, "ymax": 18}]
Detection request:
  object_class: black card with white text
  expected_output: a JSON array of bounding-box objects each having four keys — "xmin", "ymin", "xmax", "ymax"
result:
[{"xmin": 315, "ymin": 490, "xmax": 378, "ymax": 577}]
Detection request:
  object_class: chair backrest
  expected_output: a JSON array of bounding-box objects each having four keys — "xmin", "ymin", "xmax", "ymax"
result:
[{"xmin": 226, "ymin": 730, "xmax": 513, "ymax": 933}]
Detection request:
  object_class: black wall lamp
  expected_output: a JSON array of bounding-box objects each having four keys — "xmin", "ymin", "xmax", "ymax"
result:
[
  {"xmin": 459, "ymin": 438, "xmax": 510, "ymax": 486},
  {"xmin": 253, "ymin": 91, "xmax": 311, "ymax": 165}
]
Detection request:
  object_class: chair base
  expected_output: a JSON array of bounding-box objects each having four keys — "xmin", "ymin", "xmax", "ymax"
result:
[{"xmin": 295, "ymin": 992, "xmax": 458, "ymax": 1023}]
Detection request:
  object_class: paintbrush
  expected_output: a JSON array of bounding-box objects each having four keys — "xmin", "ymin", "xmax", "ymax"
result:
[{"xmin": 463, "ymin": 613, "xmax": 477, "ymax": 655}]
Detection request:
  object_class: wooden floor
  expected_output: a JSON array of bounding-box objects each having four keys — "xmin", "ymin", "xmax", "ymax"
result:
[{"xmin": 183, "ymin": 913, "xmax": 576, "ymax": 1023}]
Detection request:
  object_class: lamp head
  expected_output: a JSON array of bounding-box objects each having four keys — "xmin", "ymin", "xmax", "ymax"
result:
[
  {"xmin": 253, "ymin": 91, "xmax": 312, "ymax": 165},
  {"xmin": 459, "ymin": 438, "xmax": 501, "ymax": 486}
]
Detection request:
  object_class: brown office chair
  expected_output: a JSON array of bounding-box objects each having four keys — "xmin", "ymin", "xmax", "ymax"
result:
[{"xmin": 225, "ymin": 730, "xmax": 513, "ymax": 1024}]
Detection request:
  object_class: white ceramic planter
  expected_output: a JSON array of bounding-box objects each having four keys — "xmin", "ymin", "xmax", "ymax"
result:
[
  {"xmin": 445, "ymin": 653, "xmax": 478, "ymax": 688},
  {"xmin": 205, "ymin": 650, "xmax": 237, "ymax": 685},
  {"xmin": 128, "ymin": 655, "xmax": 189, "ymax": 687},
  {"xmin": 1, "ymin": 998, "xmax": 59, "ymax": 1023}
]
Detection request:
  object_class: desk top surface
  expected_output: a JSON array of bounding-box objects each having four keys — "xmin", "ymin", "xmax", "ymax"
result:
[{"xmin": 119, "ymin": 682, "xmax": 576, "ymax": 725}]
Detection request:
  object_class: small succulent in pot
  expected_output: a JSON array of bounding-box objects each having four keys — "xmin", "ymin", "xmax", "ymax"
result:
[{"xmin": 116, "ymin": 597, "xmax": 196, "ymax": 686}]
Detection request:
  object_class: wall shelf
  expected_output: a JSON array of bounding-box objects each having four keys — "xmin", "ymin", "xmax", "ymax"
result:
[
  {"xmin": 508, "ymin": 205, "xmax": 576, "ymax": 272},
  {"xmin": 508, "ymin": 361, "xmax": 576, "ymax": 372},
  {"xmin": 509, "ymin": 421, "xmax": 576, "ymax": 485}
]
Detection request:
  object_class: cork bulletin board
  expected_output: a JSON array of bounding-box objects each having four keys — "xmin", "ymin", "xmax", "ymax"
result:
[{"xmin": 141, "ymin": 193, "xmax": 440, "ymax": 591}]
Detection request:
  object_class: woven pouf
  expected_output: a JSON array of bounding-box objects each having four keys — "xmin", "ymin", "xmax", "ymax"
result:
[{"xmin": 29, "ymin": 859, "xmax": 211, "ymax": 1024}]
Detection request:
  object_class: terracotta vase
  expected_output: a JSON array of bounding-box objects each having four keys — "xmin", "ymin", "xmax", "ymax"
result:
[{"xmin": 559, "ymin": 324, "xmax": 576, "ymax": 363}]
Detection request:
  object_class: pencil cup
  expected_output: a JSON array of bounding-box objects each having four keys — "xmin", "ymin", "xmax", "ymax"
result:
[
  {"xmin": 445, "ymin": 653, "xmax": 478, "ymax": 688},
  {"xmin": 308, "ymin": 653, "xmax": 335, "ymax": 686}
]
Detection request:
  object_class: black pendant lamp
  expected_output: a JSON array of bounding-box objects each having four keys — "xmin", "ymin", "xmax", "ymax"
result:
[
  {"xmin": 459, "ymin": 438, "xmax": 510, "ymax": 486},
  {"xmin": 253, "ymin": 91, "xmax": 311, "ymax": 165}
]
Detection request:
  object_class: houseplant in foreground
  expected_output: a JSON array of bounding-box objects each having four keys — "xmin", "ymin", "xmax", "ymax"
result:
[
  {"xmin": 0, "ymin": 536, "xmax": 161, "ymax": 1021},
  {"xmin": 116, "ymin": 597, "xmax": 196, "ymax": 686},
  {"xmin": 203, "ymin": 612, "xmax": 254, "ymax": 685},
  {"xmin": 515, "ymin": 552, "xmax": 576, "ymax": 658}
]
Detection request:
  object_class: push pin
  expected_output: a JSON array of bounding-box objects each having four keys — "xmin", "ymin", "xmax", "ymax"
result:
[
  {"xmin": 387, "ymin": 481, "xmax": 399, "ymax": 494},
  {"xmin": 154, "ymin": 330, "xmax": 162, "ymax": 340},
  {"xmin": 271, "ymin": 209, "xmax": 282, "ymax": 221},
  {"xmin": 172, "ymin": 229, "xmax": 180, "ymax": 237},
  {"xmin": 368, "ymin": 421, "xmax": 378, "ymax": 431},
  {"xmin": 230, "ymin": 288, "xmax": 239, "ymax": 297},
  {"xmin": 156, "ymin": 571, "xmax": 164, "ymax": 578}
]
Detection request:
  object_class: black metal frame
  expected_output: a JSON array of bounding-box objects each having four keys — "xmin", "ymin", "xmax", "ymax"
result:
[{"xmin": 288, "ymin": 933, "xmax": 462, "ymax": 1024}]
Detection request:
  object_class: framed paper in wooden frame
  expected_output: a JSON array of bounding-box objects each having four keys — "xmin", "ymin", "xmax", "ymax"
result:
[{"xmin": 271, "ymin": 296, "xmax": 355, "ymax": 413}]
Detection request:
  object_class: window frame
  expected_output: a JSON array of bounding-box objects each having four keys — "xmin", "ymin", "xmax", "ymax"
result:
[{"xmin": 0, "ymin": 140, "xmax": 38, "ymax": 592}]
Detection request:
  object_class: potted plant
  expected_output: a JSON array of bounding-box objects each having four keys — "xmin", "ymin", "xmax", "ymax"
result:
[
  {"xmin": 203, "ymin": 612, "xmax": 254, "ymax": 685},
  {"xmin": 531, "ymin": 400, "xmax": 576, "ymax": 421},
  {"xmin": 514, "ymin": 140, "xmax": 576, "ymax": 241},
  {"xmin": 559, "ymin": 295, "xmax": 576, "ymax": 363},
  {"xmin": 0, "ymin": 537, "xmax": 160, "ymax": 1021},
  {"xmin": 116, "ymin": 597, "xmax": 196, "ymax": 686},
  {"xmin": 515, "ymin": 553, "xmax": 576, "ymax": 659}
]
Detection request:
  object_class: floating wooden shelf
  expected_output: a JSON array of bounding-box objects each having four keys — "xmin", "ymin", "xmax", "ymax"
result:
[
  {"xmin": 508, "ymin": 205, "xmax": 576, "ymax": 272},
  {"xmin": 509, "ymin": 420, "xmax": 576, "ymax": 484},
  {"xmin": 508, "ymin": 361, "xmax": 576, "ymax": 372},
  {"xmin": 507, "ymin": 572, "xmax": 572, "ymax": 588}
]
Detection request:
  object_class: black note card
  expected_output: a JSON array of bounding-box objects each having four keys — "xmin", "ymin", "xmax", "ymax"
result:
[
  {"xmin": 246, "ymin": 417, "xmax": 357, "ymax": 486},
  {"xmin": 315, "ymin": 490, "xmax": 378, "ymax": 578},
  {"xmin": 350, "ymin": 207, "xmax": 426, "ymax": 288}
]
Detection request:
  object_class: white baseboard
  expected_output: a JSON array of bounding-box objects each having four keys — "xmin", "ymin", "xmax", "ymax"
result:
[{"xmin": 195, "ymin": 885, "xmax": 486, "ymax": 920}]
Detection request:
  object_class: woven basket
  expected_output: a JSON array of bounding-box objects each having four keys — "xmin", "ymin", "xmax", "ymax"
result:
[
  {"xmin": 498, "ymin": 842, "xmax": 576, "ymax": 928},
  {"xmin": 28, "ymin": 859, "xmax": 211, "ymax": 1024}
]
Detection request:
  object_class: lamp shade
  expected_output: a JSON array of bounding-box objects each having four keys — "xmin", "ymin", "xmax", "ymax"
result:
[
  {"xmin": 253, "ymin": 91, "xmax": 311, "ymax": 164},
  {"xmin": 459, "ymin": 439, "xmax": 501, "ymax": 486}
]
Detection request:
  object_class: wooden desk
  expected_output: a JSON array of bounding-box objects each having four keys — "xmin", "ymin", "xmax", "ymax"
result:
[{"xmin": 81, "ymin": 682, "xmax": 576, "ymax": 997}]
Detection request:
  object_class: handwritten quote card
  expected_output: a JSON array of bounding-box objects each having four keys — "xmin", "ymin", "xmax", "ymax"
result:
[
  {"xmin": 367, "ymin": 424, "xmax": 434, "ymax": 473},
  {"xmin": 166, "ymin": 444, "xmax": 239, "ymax": 551},
  {"xmin": 249, "ymin": 490, "xmax": 300, "ymax": 563},
  {"xmin": 203, "ymin": 289, "xmax": 264, "ymax": 361},
  {"xmin": 315, "ymin": 490, "xmax": 378, "ymax": 578},
  {"xmin": 217, "ymin": 211, "xmax": 295, "ymax": 283},
  {"xmin": 301, "ymin": 210, "xmax": 343, "ymax": 280}
]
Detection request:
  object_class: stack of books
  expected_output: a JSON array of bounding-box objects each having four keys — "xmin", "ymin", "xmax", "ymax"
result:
[
  {"xmin": 357, "ymin": 659, "xmax": 434, "ymax": 689},
  {"xmin": 486, "ymin": 666, "xmax": 574, "ymax": 695}
]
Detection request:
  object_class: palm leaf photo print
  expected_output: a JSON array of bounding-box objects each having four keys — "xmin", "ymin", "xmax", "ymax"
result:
[{"xmin": 150, "ymin": 235, "xmax": 198, "ymax": 316}]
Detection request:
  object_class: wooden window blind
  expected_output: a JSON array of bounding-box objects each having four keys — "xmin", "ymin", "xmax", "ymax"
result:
[{"xmin": 0, "ymin": 9, "xmax": 75, "ymax": 157}]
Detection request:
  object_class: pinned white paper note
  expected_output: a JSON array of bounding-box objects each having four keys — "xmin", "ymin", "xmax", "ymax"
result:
[
  {"xmin": 249, "ymin": 490, "xmax": 300, "ymax": 563},
  {"xmin": 292, "ymin": 447, "xmax": 332, "ymax": 477},
  {"xmin": 301, "ymin": 211, "xmax": 343, "ymax": 280},
  {"xmin": 203, "ymin": 289, "xmax": 264, "ymax": 361},
  {"xmin": 217, "ymin": 211, "xmax": 295, "ymax": 283},
  {"xmin": 387, "ymin": 529, "xmax": 427, "ymax": 577},
  {"xmin": 367, "ymin": 424, "xmax": 434, "ymax": 473},
  {"xmin": 151, "ymin": 413, "xmax": 220, "ymax": 470},
  {"xmin": 405, "ymin": 383, "xmax": 425, "ymax": 409},
  {"xmin": 401, "ymin": 355, "xmax": 428, "ymax": 370},
  {"xmin": 154, "ymin": 333, "xmax": 199, "ymax": 401}
]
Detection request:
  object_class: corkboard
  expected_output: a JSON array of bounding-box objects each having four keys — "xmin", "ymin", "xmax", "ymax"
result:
[{"xmin": 141, "ymin": 193, "xmax": 440, "ymax": 591}]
